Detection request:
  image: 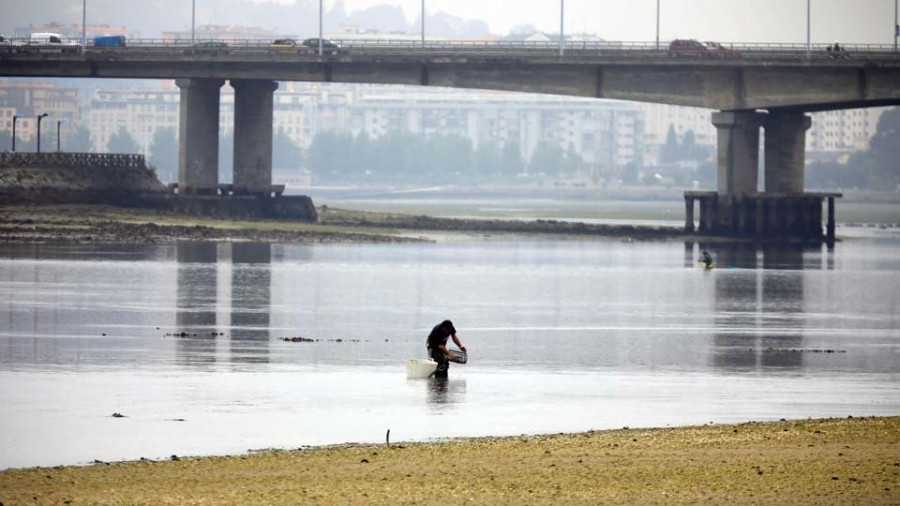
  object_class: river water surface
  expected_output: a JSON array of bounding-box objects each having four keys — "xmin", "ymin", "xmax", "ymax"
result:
[{"xmin": 1, "ymin": 233, "xmax": 899, "ymax": 469}]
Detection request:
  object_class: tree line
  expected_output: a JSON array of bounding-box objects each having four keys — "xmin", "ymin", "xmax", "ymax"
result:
[{"xmin": 307, "ymin": 131, "xmax": 581, "ymax": 184}]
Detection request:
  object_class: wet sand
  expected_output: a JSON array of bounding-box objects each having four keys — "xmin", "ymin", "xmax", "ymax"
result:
[
  {"xmin": 1, "ymin": 417, "xmax": 897, "ymax": 505},
  {"xmin": 0, "ymin": 204, "xmax": 683, "ymax": 244}
]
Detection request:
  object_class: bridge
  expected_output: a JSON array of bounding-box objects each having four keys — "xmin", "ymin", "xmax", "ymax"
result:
[{"xmin": 3, "ymin": 39, "xmax": 899, "ymax": 240}]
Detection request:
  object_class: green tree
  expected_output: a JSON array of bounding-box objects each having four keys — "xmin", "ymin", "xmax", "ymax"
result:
[
  {"xmin": 149, "ymin": 127, "xmax": 178, "ymax": 183},
  {"xmin": 107, "ymin": 126, "xmax": 140, "ymax": 154},
  {"xmin": 807, "ymin": 160, "xmax": 867, "ymax": 190},
  {"xmin": 273, "ymin": 129, "xmax": 304, "ymax": 172},
  {"xmin": 528, "ymin": 140, "xmax": 566, "ymax": 177},
  {"xmin": 863, "ymin": 107, "xmax": 900, "ymax": 189},
  {"xmin": 472, "ymin": 139, "xmax": 502, "ymax": 180},
  {"xmin": 68, "ymin": 125, "xmax": 92, "ymax": 153},
  {"xmin": 350, "ymin": 134, "xmax": 375, "ymax": 181},
  {"xmin": 562, "ymin": 144, "xmax": 583, "ymax": 176},
  {"xmin": 499, "ymin": 139, "xmax": 524, "ymax": 178},
  {"xmin": 307, "ymin": 131, "xmax": 346, "ymax": 182},
  {"xmin": 427, "ymin": 134, "xmax": 471, "ymax": 183},
  {"xmin": 621, "ymin": 161, "xmax": 640, "ymax": 185},
  {"xmin": 681, "ymin": 130, "xmax": 696, "ymax": 161},
  {"xmin": 661, "ymin": 124, "xmax": 681, "ymax": 163}
]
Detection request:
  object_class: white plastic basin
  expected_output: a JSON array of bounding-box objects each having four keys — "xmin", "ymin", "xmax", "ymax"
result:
[{"xmin": 406, "ymin": 359, "xmax": 437, "ymax": 379}]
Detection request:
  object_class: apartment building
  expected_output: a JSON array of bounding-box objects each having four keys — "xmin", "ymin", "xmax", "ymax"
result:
[
  {"xmin": 0, "ymin": 81, "xmax": 80, "ymax": 141},
  {"xmin": 89, "ymin": 88, "xmax": 181, "ymax": 153},
  {"xmin": 807, "ymin": 108, "xmax": 887, "ymax": 161},
  {"xmin": 345, "ymin": 87, "xmax": 644, "ymax": 178}
]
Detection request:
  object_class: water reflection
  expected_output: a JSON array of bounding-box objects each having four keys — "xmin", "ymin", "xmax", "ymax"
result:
[
  {"xmin": 175, "ymin": 242, "xmax": 219, "ymax": 367},
  {"xmin": 173, "ymin": 242, "xmax": 273, "ymax": 367},
  {"xmin": 760, "ymin": 246, "xmax": 805, "ymax": 369},
  {"xmin": 425, "ymin": 377, "xmax": 467, "ymax": 408},
  {"xmin": 705, "ymin": 242, "xmax": 813, "ymax": 372},
  {"xmin": 229, "ymin": 243, "xmax": 272, "ymax": 365}
]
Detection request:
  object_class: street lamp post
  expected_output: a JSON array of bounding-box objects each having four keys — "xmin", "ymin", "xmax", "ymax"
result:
[
  {"xmin": 656, "ymin": 0, "xmax": 660, "ymax": 50},
  {"xmin": 11, "ymin": 114, "xmax": 22, "ymax": 151},
  {"xmin": 191, "ymin": 0, "xmax": 196, "ymax": 45},
  {"xmin": 559, "ymin": 0, "xmax": 565, "ymax": 57},
  {"xmin": 36, "ymin": 113, "xmax": 49, "ymax": 153},
  {"xmin": 421, "ymin": 0, "xmax": 425, "ymax": 46},
  {"xmin": 57, "ymin": 119, "xmax": 69, "ymax": 152},
  {"xmin": 895, "ymin": 0, "xmax": 898, "ymax": 52},
  {"xmin": 806, "ymin": 0, "xmax": 811, "ymax": 57},
  {"xmin": 318, "ymin": 0, "xmax": 323, "ymax": 56},
  {"xmin": 82, "ymin": 0, "xmax": 87, "ymax": 48}
]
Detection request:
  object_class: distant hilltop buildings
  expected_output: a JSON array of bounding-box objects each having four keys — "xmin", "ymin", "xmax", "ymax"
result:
[
  {"xmin": 14, "ymin": 22, "xmax": 138, "ymax": 41},
  {"xmin": 162, "ymin": 25, "xmax": 286, "ymax": 42}
]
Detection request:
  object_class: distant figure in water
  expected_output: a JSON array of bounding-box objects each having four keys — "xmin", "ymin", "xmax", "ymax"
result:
[
  {"xmin": 701, "ymin": 251, "xmax": 714, "ymax": 269},
  {"xmin": 426, "ymin": 320, "xmax": 466, "ymax": 378}
]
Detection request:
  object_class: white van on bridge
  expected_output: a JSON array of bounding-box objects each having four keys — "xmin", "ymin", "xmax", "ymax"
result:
[{"xmin": 28, "ymin": 32, "xmax": 80, "ymax": 52}]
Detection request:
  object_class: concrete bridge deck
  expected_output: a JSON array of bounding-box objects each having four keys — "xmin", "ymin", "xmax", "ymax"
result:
[{"xmin": 2, "ymin": 39, "xmax": 900, "ymax": 111}]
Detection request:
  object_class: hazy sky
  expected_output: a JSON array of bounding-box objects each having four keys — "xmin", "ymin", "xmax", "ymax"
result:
[
  {"xmin": 297, "ymin": 0, "xmax": 895, "ymax": 44},
  {"xmin": 2, "ymin": 0, "xmax": 895, "ymax": 44}
]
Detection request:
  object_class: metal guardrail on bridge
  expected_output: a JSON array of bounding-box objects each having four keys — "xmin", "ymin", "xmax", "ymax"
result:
[{"xmin": 2, "ymin": 37, "xmax": 899, "ymax": 61}]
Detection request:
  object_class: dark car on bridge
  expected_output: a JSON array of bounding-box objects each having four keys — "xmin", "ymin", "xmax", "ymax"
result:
[
  {"xmin": 269, "ymin": 38, "xmax": 313, "ymax": 55},
  {"xmin": 194, "ymin": 40, "xmax": 229, "ymax": 52},
  {"xmin": 302, "ymin": 38, "xmax": 344, "ymax": 56},
  {"xmin": 668, "ymin": 39, "xmax": 739, "ymax": 58}
]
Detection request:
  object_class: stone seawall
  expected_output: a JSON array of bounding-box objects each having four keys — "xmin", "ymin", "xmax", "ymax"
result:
[
  {"xmin": 0, "ymin": 153, "xmax": 318, "ymax": 222},
  {"xmin": 0, "ymin": 152, "xmax": 166, "ymax": 205}
]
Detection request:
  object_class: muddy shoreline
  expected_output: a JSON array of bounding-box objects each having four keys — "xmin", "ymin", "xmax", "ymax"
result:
[{"xmin": 0, "ymin": 204, "xmax": 689, "ymax": 244}]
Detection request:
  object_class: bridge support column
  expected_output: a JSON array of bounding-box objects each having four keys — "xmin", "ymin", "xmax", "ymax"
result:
[
  {"xmin": 764, "ymin": 112, "xmax": 811, "ymax": 194},
  {"xmin": 231, "ymin": 79, "xmax": 279, "ymax": 196},
  {"xmin": 176, "ymin": 78, "xmax": 224, "ymax": 195},
  {"xmin": 712, "ymin": 111, "xmax": 765, "ymax": 233}
]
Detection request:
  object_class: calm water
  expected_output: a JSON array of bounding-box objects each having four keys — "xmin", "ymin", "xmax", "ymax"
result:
[{"xmin": 1, "ymin": 234, "xmax": 899, "ymax": 469}]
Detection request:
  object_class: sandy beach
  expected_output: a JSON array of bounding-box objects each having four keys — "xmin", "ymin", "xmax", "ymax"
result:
[{"xmin": 1, "ymin": 416, "xmax": 897, "ymax": 505}]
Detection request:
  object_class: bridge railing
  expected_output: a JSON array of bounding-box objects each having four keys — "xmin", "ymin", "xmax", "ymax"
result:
[{"xmin": 4, "ymin": 36, "xmax": 900, "ymax": 60}]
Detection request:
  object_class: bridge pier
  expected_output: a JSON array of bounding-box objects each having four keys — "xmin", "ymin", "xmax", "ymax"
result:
[
  {"xmin": 713, "ymin": 111, "xmax": 764, "ymax": 197},
  {"xmin": 764, "ymin": 112, "xmax": 811, "ymax": 194},
  {"xmin": 232, "ymin": 79, "xmax": 279, "ymax": 196},
  {"xmin": 686, "ymin": 110, "xmax": 838, "ymax": 242},
  {"xmin": 711, "ymin": 111, "xmax": 765, "ymax": 234},
  {"xmin": 176, "ymin": 78, "xmax": 224, "ymax": 195}
]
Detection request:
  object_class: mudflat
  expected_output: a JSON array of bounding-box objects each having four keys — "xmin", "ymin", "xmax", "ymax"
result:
[
  {"xmin": 0, "ymin": 203, "xmax": 682, "ymax": 244},
  {"xmin": 1, "ymin": 417, "xmax": 897, "ymax": 505}
]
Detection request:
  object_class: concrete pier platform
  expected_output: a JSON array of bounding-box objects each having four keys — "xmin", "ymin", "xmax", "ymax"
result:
[
  {"xmin": 167, "ymin": 193, "xmax": 317, "ymax": 222},
  {"xmin": 684, "ymin": 191, "xmax": 840, "ymax": 243}
]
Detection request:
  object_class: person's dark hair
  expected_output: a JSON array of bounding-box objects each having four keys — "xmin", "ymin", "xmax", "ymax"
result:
[{"xmin": 441, "ymin": 320, "xmax": 456, "ymax": 334}]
